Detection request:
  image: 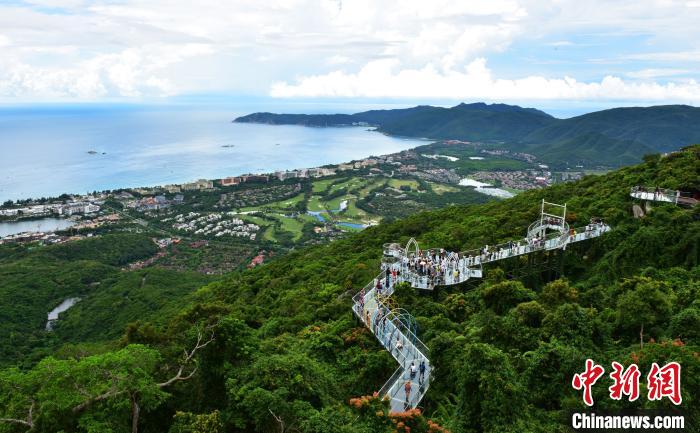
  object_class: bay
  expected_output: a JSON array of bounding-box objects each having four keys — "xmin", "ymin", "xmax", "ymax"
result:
[{"xmin": 0, "ymin": 103, "xmax": 427, "ymax": 202}]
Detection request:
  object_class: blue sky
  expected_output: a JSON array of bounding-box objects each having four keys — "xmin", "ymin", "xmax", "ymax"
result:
[{"xmin": 0, "ymin": 0, "xmax": 699, "ymax": 112}]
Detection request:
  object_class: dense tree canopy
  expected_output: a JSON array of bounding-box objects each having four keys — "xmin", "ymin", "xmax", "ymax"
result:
[{"xmin": 1, "ymin": 146, "xmax": 699, "ymax": 432}]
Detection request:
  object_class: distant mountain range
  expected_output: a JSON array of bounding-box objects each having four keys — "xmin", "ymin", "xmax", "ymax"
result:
[{"xmin": 234, "ymin": 103, "xmax": 700, "ymax": 167}]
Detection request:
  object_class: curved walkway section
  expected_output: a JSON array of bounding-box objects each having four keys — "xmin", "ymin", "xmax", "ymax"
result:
[
  {"xmin": 352, "ymin": 270, "xmax": 431, "ymax": 412},
  {"xmin": 352, "ymin": 203, "xmax": 611, "ymax": 413}
]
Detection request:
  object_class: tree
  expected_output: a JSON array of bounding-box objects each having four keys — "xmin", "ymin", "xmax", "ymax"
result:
[
  {"xmin": 0, "ymin": 328, "xmax": 214, "ymax": 433},
  {"xmin": 542, "ymin": 303, "xmax": 594, "ymax": 344},
  {"xmin": 169, "ymin": 411, "xmax": 223, "ymax": 433},
  {"xmin": 480, "ymin": 280, "xmax": 535, "ymax": 315},
  {"xmin": 538, "ymin": 279, "xmax": 578, "ymax": 307},
  {"xmin": 455, "ymin": 343, "xmax": 526, "ymax": 433},
  {"xmin": 515, "ymin": 301, "xmax": 546, "ymax": 327},
  {"xmin": 668, "ymin": 308, "xmax": 700, "ymax": 343},
  {"xmin": 616, "ymin": 277, "xmax": 673, "ymax": 347}
]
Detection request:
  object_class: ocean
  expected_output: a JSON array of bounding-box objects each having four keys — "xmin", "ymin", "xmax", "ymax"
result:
[{"xmin": 0, "ymin": 102, "xmax": 427, "ymax": 202}]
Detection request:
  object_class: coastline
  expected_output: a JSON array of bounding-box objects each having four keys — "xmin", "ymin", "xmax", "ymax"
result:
[
  {"xmin": 1, "ymin": 128, "xmax": 433, "ymax": 205},
  {"xmin": 0, "ymin": 115, "xmax": 427, "ymax": 203}
]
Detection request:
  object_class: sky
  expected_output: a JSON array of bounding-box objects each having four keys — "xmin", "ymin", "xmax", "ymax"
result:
[{"xmin": 1, "ymin": 0, "xmax": 699, "ymax": 111}]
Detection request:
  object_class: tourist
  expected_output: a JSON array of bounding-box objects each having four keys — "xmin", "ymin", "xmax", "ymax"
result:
[
  {"xmin": 404, "ymin": 380, "xmax": 412, "ymax": 403},
  {"xmin": 419, "ymin": 360, "xmax": 426, "ymax": 384},
  {"xmin": 395, "ymin": 336, "xmax": 403, "ymax": 356},
  {"xmin": 410, "ymin": 361, "xmax": 417, "ymax": 379}
]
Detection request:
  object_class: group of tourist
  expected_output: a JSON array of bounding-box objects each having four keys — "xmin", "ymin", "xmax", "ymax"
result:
[
  {"xmin": 400, "ymin": 249, "xmax": 477, "ymax": 288},
  {"xmin": 356, "ymin": 287, "xmax": 429, "ymax": 408},
  {"xmin": 353, "ymin": 214, "xmax": 609, "ymax": 411},
  {"xmin": 403, "ymin": 359, "xmax": 427, "ymax": 408}
]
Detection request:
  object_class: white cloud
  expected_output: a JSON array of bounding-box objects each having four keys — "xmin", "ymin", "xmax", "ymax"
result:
[
  {"xmin": 626, "ymin": 51, "xmax": 700, "ymax": 62},
  {"xmin": 327, "ymin": 55, "xmax": 352, "ymax": 65},
  {"xmin": 271, "ymin": 58, "xmax": 700, "ymax": 102},
  {"xmin": 0, "ymin": 44, "xmax": 212, "ymax": 99},
  {"xmin": 0, "ymin": 0, "xmax": 699, "ymax": 101},
  {"xmin": 23, "ymin": 0, "xmax": 85, "ymax": 8},
  {"xmin": 626, "ymin": 68, "xmax": 690, "ymax": 79},
  {"xmin": 546, "ymin": 41, "xmax": 574, "ymax": 47}
]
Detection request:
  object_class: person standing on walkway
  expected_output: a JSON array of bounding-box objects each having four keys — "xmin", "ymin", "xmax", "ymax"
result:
[
  {"xmin": 404, "ymin": 380, "xmax": 412, "ymax": 404},
  {"xmin": 395, "ymin": 336, "xmax": 403, "ymax": 356},
  {"xmin": 419, "ymin": 360, "xmax": 426, "ymax": 384}
]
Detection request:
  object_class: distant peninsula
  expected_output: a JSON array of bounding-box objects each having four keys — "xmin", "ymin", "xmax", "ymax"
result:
[{"xmin": 234, "ymin": 102, "xmax": 700, "ymax": 167}]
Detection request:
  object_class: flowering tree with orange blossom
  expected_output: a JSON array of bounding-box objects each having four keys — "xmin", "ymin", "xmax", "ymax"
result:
[{"xmin": 348, "ymin": 393, "xmax": 450, "ymax": 433}]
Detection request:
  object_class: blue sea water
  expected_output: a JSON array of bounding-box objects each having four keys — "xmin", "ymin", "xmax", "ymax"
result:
[{"xmin": 0, "ymin": 103, "xmax": 427, "ymax": 202}]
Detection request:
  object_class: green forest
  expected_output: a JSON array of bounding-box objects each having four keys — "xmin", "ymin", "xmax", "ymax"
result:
[
  {"xmin": 235, "ymin": 103, "xmax": 700, "ymax": 167},
  {"xmin": 1, "ymin": 146, "xmax": 699, "ymax": 432}
]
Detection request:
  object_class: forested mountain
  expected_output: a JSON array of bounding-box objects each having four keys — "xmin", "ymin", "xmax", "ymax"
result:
[
  {"xmin": 235, "ymin": 103, "xmax": 700, "ymax": 167},
  {"xmin": 1, "ymin": 146, "xmax": 699, "ymax": 432},
  {"xmin": 234, "ymin": 102, "xmax": 555, "ymax": 141},
  {"xmin": 523, "ymin": 105, "xmax": 700, "ymax": 153}
]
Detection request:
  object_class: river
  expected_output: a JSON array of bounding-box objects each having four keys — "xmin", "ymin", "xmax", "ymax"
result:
[
  {"xmin": 0, "ymin": 217, "xmax": 76, "ymax": 238},
  {"xmin": 46, "ymin": 297, "xmax": 80, "ymax": 331}
]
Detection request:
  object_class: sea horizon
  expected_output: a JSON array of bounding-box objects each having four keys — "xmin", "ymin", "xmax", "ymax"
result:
[{"xmin": 0, "ymin": 102, "xmax": 428, "ymax": 202}]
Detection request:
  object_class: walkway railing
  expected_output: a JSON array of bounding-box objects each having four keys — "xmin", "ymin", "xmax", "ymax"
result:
[
  {"xmin": 630, "ymin": 186, "xmax": 698, "ymax": 207},
  {"xmin": 388, "ymin": 222, "xmax": 609, "ymax": 291},
  {"xmin": 352, "ymin": 266, "xmax": 432, "ymax": 413},
  {"xmin": 352, "ymin": 212, "xmax": 610, "ymax": 413}
]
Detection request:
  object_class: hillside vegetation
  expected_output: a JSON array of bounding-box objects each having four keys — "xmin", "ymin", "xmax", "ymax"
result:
[
  {"xmin": 0, "ymin": 234, "xmax": 212, "ymax": 369},
  {"xmin": 0, "ymin": 146, "xmax": 699, "ymax": 432},
  {"xmin": 235, "ymin": 103, "xmax": 700, "ymax": 167}
]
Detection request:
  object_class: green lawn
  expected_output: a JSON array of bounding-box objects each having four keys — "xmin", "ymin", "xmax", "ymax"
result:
[
  {"xmin": 358, "ymin": 178, "xmax": 387, "ymax": 198},
  {"xmin": 243, "ymin": 193, "xmax": 305, "ymax": 212},
  {"xmin": 279, "ymin": 193, "xmax": 305, "ymax": 208},
  {"xmin": 325, "ymin": 196, "xmax": 347, "ymax": 212},
  {"xmin": 270, "ymin": 214, "xmax": 304, "ymax": 241},
  {"xmin": 308, "ymin": 196, "xmax": 326, "ymax": 212},
  {"xmin": 262, "ymin": 226, "xmax": 276, "ymax": 241},
  {"xmin": 428, "ymin": 182, "xmax": 460, "ymax": 195},
  {"xmin": 312, "ymin": 178, "xmax": 336, "ymax": 193},
  {"xmin": 298, "ymin": 213, "xmax": 320, "ymax": 224},
  {"xmin": 239, "ymin": 205, "xmax": 262, "ymax": 212},
  {"xmin": 239, "ymin": 215, "xmax": 270, "ymax": 227},
  {"xmin": 343, "ymin": 199, "xmax": 367, "ymax": 218},
  {"xmin": 388, "ymin": 178, "xmax": 419, "ymax": 190},
  {"xmin": 328, "ymin": 177, "xmax": 365, "ymax": 194}
]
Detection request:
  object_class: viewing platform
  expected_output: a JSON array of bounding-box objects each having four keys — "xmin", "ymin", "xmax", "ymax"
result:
[
  {"xmin": 630, "ymin": 186, "xmax": 699, "ymax": 207},
  {"xmin": 382, "ymin": 200, "xmax": 610, "ymax": 291},
  {"xmin": 352, "ymin": 200, "xmax": 611, "ymax": 413}
]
